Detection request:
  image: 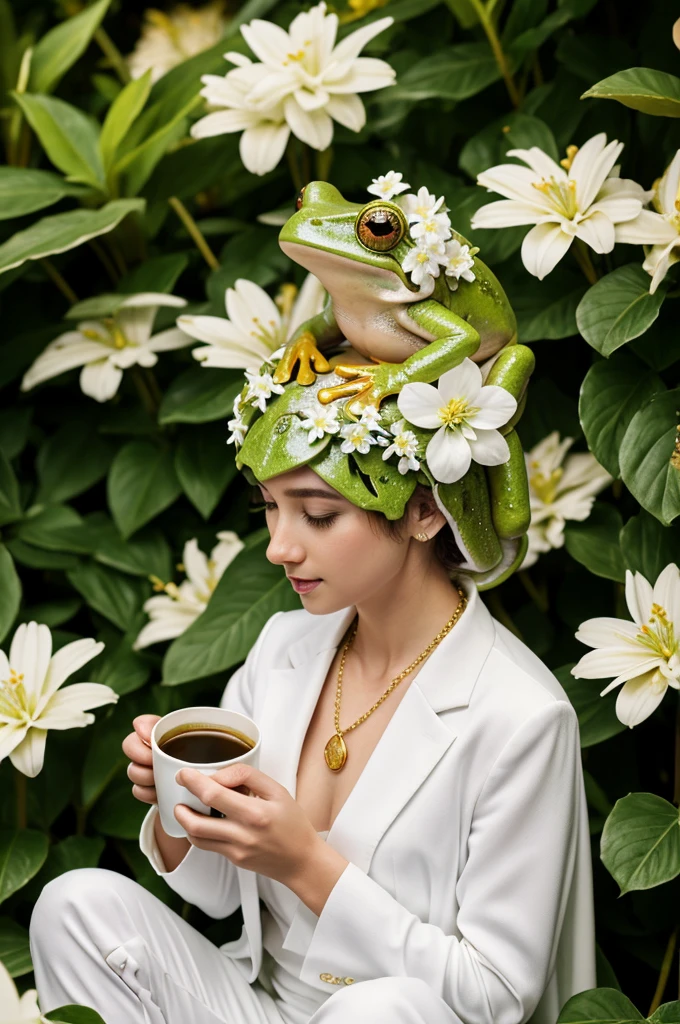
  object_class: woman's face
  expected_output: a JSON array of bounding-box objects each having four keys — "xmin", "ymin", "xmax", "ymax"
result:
[{"xmin": 256, "ymin": 466, "xmax": 420, "ymax": 614}]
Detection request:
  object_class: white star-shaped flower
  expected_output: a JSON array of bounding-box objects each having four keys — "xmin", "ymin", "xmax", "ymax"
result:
[
  {"xmin": 339, "ymin": 421, "xmax": 379, "ymax": 454},
  {"xmin": 402, "ymin": 240, "xmax": 445, "ymax": 288},
  {"xmin": 381, "ymin": 418, "xmax": 421, "ymax": 474},
  {"xmin": 299, "ymin": 403, "xmax": 341, "ymax": 442},
  {"xmin": 227, "ymin": 413, "xmax": 248, "ymax": 446},
  {"xmin": 441, "ymin": 239, "xmax": 476, "ymax": 285},
  {"xmin": 399, "ymin": 186, "xmax": 446, "ymax": 224},
  {"xmin": 410, "ymin": 210, "xmax": 452, "ymax": 246},
  {"xmin": 243, "ymin": 368, "xmax": 285, "ymax": 412},
  {"xmin": 367, "ymin": 171, "xmax": 411, "ymax": 201}
]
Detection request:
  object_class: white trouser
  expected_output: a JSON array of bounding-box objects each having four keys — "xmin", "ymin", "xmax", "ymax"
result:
[{"xmin": 29, "ymin": 868, "xmax": 458, "ymax": 1024}]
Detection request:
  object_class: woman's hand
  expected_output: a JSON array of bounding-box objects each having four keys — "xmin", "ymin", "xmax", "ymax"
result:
[
  {"xmin": 174, "ymin": 762, "xmax": 326, "ymax": 888},
  {"xmin": 122, "ymin": 715, "xmax": 161, "ymax": 805}
]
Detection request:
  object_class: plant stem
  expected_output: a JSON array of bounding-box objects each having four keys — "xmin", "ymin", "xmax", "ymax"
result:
[
  {"xmin": 572, "ymin": 239, "xmax": 599, "ymax": 286},
  {"xmin": 464, "ymin": 0, "xmax": 520, "ymax": 108},
  {"xmin": 168, "ymin": 196, "xmax": 220, "ymax": 271},
  {"xmin": 15, "ymin": 767, "xmax": 27, "ymax": 830},
  {"xmin": 132, "ymin": 366, "xmax": 160, "ymax": 418},
  {"xmin": 301, "ymin": 144, "xmax": 311, "ymax": 186},
  {"xmin": 674, "ymin": 689, "xmax": 680, "ymax": 806},
  {"xmin": 315, "ymin": 146, "xmax": 334, "ymax": 181},
  {"xmin": 517, "ymin": 569, "xmax": 549, "ymax": 613},
  {"xmin": 648, "ymin": 926, "xmax": 677, "ymax": 1015},
  {"xmin": 41, "ymin": 259, "xmax": 79, "ymax": 305},
  {"xmin": 286, "ymin": 138, "xmax": 303, "ymax": 193},
  {"xmin": 144, "ymin": 368, "xmax": 164, "ymax": 410},
  {"xmin": 94, "ymin": 26, "xmax": 131, "ymax": 85},
  {"xmin": 89, "ymin": 238, "xmax": 121, "ymax": 285}
]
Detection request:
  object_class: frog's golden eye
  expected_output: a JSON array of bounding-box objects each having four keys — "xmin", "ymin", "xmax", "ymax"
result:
[
  {"xmin": 356, "ymin": 203, "xmax": 406, "ymax": 252},
  {"xmin": 296, "ymin": 186, "xmax": 307, "ymax": 211}
]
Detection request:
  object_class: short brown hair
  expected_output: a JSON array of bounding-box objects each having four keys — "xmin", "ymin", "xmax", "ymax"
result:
[{"xmin": 365, "ymin": 485, "xmax": 466, "ymax": 576}]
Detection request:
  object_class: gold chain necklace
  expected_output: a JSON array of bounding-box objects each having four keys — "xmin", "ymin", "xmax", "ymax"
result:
[{"xmin": 324, "ymin": 586, "xmax": 468, "ymax": 771}]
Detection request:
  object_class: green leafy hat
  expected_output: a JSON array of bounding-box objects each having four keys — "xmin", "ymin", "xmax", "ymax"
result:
[{"xmin": 231, "ymin": 348, "xmax": 533, "ymax": 591}]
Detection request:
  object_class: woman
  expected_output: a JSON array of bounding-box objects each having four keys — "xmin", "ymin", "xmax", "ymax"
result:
[{"xmin": 29, "ymin": 351, "xmax": 597, "ymax": 1024}]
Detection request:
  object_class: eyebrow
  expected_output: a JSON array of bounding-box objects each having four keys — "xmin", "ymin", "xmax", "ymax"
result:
[{"xmin": 258, "ymin": 486, "xmax": 344, "ymax": 501}]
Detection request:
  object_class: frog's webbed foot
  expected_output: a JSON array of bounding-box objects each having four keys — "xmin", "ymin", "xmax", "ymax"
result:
[
  {"xmin": 318, "ymin": 359, "xmax": 402, "ymax": 409},
  {"xmin": 272, "ymin": 331, "xmax": 332, "ymax": 386}
]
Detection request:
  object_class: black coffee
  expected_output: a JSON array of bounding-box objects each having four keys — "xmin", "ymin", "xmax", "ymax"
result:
[{"xmin": 159, "ymin": 727, "xmax": 254, "ymax": 764}]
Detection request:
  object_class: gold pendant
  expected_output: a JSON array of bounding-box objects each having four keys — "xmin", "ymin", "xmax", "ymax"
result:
[{"xmin": 324, "ymin": 733, "xmax": 347, "ymax": 771}]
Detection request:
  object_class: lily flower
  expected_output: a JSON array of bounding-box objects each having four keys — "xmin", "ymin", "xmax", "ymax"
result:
[
  {"xmin": 134, "ymin": 532, "xmax": 244, "ymax": 649},
  {"xmin": 0, "ymin": 623, "xmax": 115, "ymax": 778},
  {"xmin": 397, "ymin": 357, "xmax": 517, "ymax": 484},
  {"xmin": 614, "ymin": 149, "xmax": 680, "ymax": 293},
  {"xmin": 572, "ymin": 563, "xmax": 680, "ymax": 728},
  {"xmin": 178, "ymin": 274, "xmax": 325, "ymax": 370},
  {"xmin": 470, "ymin": 134, "xmax": 650, "ymax": 279},
  {"xmin": 21, "ymin": 294, "xmax": 190, "ymax": 402},
  {"xmin": 128, "ymin": 2, "xmax": 227, "ymax": 83},
  {"xmin": 522, "ymin": 431, "xmax": 612, "ymax": 569},
  {"xmin": 0, "ymin": 958, "xmax": 47, "ymax": 1023},
  {"xmin": 191, "ymin": 2, "xmax": 395, "ymax": 174}
]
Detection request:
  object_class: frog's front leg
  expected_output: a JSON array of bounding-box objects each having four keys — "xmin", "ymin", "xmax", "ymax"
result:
[
  {"xmin": 318, "ymin": 300, "xmax": 480, "ymax": 409},
  {"xmin": 272, "ymin": 303, "xmax": 341, "ymax": 387}
]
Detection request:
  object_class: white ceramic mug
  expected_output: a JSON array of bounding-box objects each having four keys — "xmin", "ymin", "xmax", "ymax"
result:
[{"xmin": 151, "ymin": 706, "xmax": 261, "ymax": 839}]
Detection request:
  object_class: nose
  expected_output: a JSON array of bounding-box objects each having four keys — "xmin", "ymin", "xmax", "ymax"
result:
[{"xmin": 265, "ymin": 514, "xmax": 305, "ymax": 568}]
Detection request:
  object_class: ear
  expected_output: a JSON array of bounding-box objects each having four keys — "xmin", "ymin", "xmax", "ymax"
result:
[{"xmin": 408, "ymin": 487, "xmax": 447, "ymax": 539}]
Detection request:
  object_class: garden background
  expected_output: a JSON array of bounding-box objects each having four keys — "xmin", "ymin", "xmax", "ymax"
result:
[{"xmin": 1, "ymin": 0, "xmax": 680, "ymax": 1021}]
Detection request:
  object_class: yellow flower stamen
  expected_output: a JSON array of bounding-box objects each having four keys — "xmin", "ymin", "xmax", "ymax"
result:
[
  {"xmin": 530, "ymin": 466, "xmax": 563, "ymax": 505},
  {"xmin": 275, "ymin": 283, "xmax": 298, "ymax": 324},
  {"xmin": 438, "ymin": 397, "xmax": 477, "ymax": 428},
  {"xmin": 560, "ymin": 144, "xmax": 579, "ymax": 171},
  {"xmin": 636, "ymin": 603, "xmax": 678, "ymax": 662},
  {"xmin": 283, "ymin": 49, "xmax": 306, "ymax": 65},
  {"xmin": 531, "ymin": 177, "xmax": 578, "ymax": 219},
  {"xmin": 0, "ymin": 668, "xmax": 29, "ymax": 720}
]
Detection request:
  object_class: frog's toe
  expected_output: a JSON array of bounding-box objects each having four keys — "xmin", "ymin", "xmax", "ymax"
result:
[
  {"xmin": 318, "ymin": 376, "xmax": 373, "ymax": 405},
  {"xmin": 272, "ymin": 333, "xmax": 331, "ymax": 386}
]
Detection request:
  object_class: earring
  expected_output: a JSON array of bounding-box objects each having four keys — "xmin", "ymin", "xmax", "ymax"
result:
[{"xmin": 415, "ymin": 532, "xmax": 429, "ymax": 542}]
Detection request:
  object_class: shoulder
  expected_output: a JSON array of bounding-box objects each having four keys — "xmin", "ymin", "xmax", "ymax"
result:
[{"xmin": 251, "ymin": 606, "xmax": 323, "ymax": 663}]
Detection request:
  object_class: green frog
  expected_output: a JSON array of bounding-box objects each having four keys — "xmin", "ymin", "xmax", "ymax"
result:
[{"xmin": 273, "ymin": 181, "xmax": 528, "ymax": 413}]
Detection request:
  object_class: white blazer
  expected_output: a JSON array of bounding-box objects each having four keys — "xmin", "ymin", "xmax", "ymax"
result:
[{"xmin": 140, "ymin": 576, "xmax": 596, "ymax": 1024}]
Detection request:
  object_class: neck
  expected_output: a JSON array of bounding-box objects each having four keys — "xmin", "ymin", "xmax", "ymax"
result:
[{"xmin": 348, "ymin": 558, "xmax": 463, "ymax": 683}]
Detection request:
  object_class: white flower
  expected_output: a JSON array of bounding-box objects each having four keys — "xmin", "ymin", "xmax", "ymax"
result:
[
  {"xmin": 134, "ymin": 532, "xmax": 244, "ymax": 650},
  {"xmin": 367, "ymin": 171, "xmax": 410, "ymax": 201},
  {"xmin": 339, "ymin": 421, "xmax": 379, "ymax": 454},
  {"xmin": 243, "ymin": 368, "xmax": 285, "ymax": 412},
  {"xmin": 397, "ymin": 357, "xmax": 517, "ymax": 484},
  {"xmin": 400, "ymin": 186, "xmax": 446, "ymax": 225},
  {"xmin": 227, "ymin": 411, "xmax": 248, "ymax": 446},
  {"xmin": 381, "ymin": 418, "xmax": 421, "ymax": 474},
  {"xmin": 470, "ymin": 133, "xmax": 651, "ymax": 279},
  {"xmin": 441, "ymin": 239, "xmax": 476, "ymax": 284},
  {"xmin": 178, "ymin": 274, "xmax": 325, "ymax": 370},
  {"xmin": 127, "ymin": 2, "xmax": 227, "ymax": 84},
  {"xmin": 402, "ymin": 239, "xmax": 445, "ymax": 289},
  {"xmin": 21, "ymin": 293, "xmax": 189, "ymax": 402},
  {"xmin": 299, "ymin": 403, "xmax": 341, "ymax": 442},
  {"xmin": 410, "ymin": 210, "xmax": 452, "ymax": 246},
  {"xmin": 521, "ymin": 432, "xmax": 612, "ymax": 569},
  {"xmin": 572, "ymin": 563, "xmax": 680, "ymax": 728},
  {"xmin": 0, "ymin": 958, "xmax": 47, "ymax": 1023},
  {"xmin": 191, "ymin": 2, "xmax": 395, "ymax": 175},
  {"xmin": 614, "ymin": 149, "xmax": 680, "ymax": 293},
  {"xmin": 350, "ymin": 401, "xmax": 389, "ymax": 435},
  {"xmin": 0, "ymin": 623, "xmax": 115, "ymax": 778}
]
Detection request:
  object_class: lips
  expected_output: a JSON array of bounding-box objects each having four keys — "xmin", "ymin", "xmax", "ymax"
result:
[{"xmin": 288, "ymin": 576, "xmax": 322, "ymax": 594}]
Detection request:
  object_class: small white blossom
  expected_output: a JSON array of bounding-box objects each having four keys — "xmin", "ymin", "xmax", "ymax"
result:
[
  {"xmin": 127, "ymin": 2, "xmax": 227, "ymax": 83},
  {"xmin": 402, "ymin": 240, "xmax": 445, "ymax": 288},
  {"xmin": 381, "ymin": 418, "xmax": 421, "ymax": 474},
  {"xmin": 0, "ymin": 958, "xmax": 46, "ymax": 1024},
  {"xmin": 339, "ymin": 421, "xmax": 379, "ymax": 454},
  {"xmin": 299, "ymin": 403, "xmax": 341, "ymax": 442},
  {"xmin": 350, "ymin": 402, "xmax": 390, "ymax": 435},
  {"xmin": 615, "ymin": 150, "xmax": 680, "ymax": 293},
  {"xmin": 243, "ymin": 368, "xmax": 285, "ymax": 412},
  {"xmin": 227, "ymin": 412, "xmax": 248, "ymax": 446},
  {"xmin": 441, "ymin": 239, "xmax": 476, "ymax": 285},
  {"xmin": 367, "ymin": 171, "xmax": 411, "ymax": 201},
  {"xmin": 410, "ymin": 209, "xmax": 452, "ymax": 246},
  {"xmin": 400, "ymin": 186, "xmax": 446, "ymax": 224}
]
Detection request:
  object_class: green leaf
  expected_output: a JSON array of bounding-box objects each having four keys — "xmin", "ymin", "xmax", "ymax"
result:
[
  {"xmin": 0, "ymin": 406, "xmax": 32, "ymax": 460},
  {"xmin": 175, "ymin": 424, "xmax": 238, "ymax": 519},
  {"xmin": 576, "ymin": 265, "xmax": 667, "ymax": 357},
  {"xmin": 564, "ymin": 502, "xmax": 623, "ymax": 582},
  {"xmin": 36, "ymin": 422, "xmax": 115, "ymax": 504},
  {"xmin": 12, "ymin": 93, "xmax": 104, "ymax": 190},
  {"xmin": 158, "ymin": 366, "xmax": 244, "ymax": 424},
  {"xmin": 82, "ymin": 692, "xmax": 149, "ymax": 807},
  {"xmin": 45, "ymin": 1006, "xmax": 107, "ymax": 1023},
  {"xmin": 0, "ymin": 448, "xmax": 22, "ymax": 526},
  {"xmin": 88, "ymin": 624, "xmax": 150, "ymax": 697},
  {"xmin": 651, "ymin": 1003, "xmax": 680, "ymax": 1023},
  {"xmin": 620, "ymin": 511, "xmax": 680, "ymax": 585},
  {"xmin": 459, "ymin": 113, "xmax": 558, "ymax": 181},
  {"xmin": 601, "ymin": 793, "xmax": 680, "ymax": 894},
  {"xmin": 557, "ymin": 987, "xmax": 644, "ymax": 1023},
  {"xmin": 113, "ymin": 92, "xmax": 201, "ymax": 196},
  {"xmin": 29, "ymin": 0, "xmax": 112, "ymax": 95},
  {"xmin": 17, "ymin": 598, "xmax": 82, "ymax": 629},
  {"xmin": 0, "ymin": 916, "xmax": 31, "ymax": 976},
  {"xmin": 501, "ymin": 263, "xmax": 585, "ymax": 342},
  {"xmin": 163, "ymin": 535, "xmax": 301, "ymax": 685},
  {"xmin": 0, "ymin": 167, "xmax": 87, "ymax": 221},
  {"xmin": 0, "ymin": 545, "xmax": 21, "ymax": 644},
  {"xmin": 117, "ymin": 252, "xmax": 188, "ymax": 295},
  {"xmin": 99, "ymin": 69, "xmax": 152, "ymax": 173},
  {"xmin": 67, "ymin": 561, "xmax": 145, "ymax": 630},
  {"xmin": 107, "ymin": 441, "xmax": 182, "ymax": 538},
  {"xmin": 15, "ymin": 505, "xmax": 93, "ymax": 554},
  {"xmin": 579, "ymin": 353, "xmax": 664, "ymax": 477},
  {"xmin": 0, "ymin": 829, "xmax": 49, "ymax": 904},
  {"xmin": 582, "ymin": 68, "xmax": 680, "ymax": 118},
  {"xmin": 555, "ymin": 665, "xmax": 625, "ymax": 749},
  {"xmin": 5, "ymin": 540, "xmax": 78, "ymax": 571},
  {"xmin": 0, "ymin": 199, "xmax": 144, "ymax": 276},
  {"xmin": 21, "ymin": 835, "xmax": 105, "ymax": 906},
  {"xmin": 619, "ymin": 387, "xmax": 680, "ymax": 525},
  {"xmin": 89, "ymin": 773, "xmax": 146, "ymax": 839},
  {"xmin": 389, "ymin": 43, "xmax": 501, "ymax": 102},
  {"xmin": 89, "ymin": 517, "xmax": 172, "ymax": 580}
]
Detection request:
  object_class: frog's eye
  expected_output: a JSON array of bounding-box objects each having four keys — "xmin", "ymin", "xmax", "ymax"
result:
[
  {"xmin": 356, "ymin": 203, "xmax": 406, "ymax": 252},
  {"xmin": 295, "ymin": 186, "xmax": 307, "ymax": 211}
]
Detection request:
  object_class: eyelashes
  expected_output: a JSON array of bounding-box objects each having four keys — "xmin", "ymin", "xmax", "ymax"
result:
[{"xmin": 253, "ymin": 500, "xmax": 338, "ymax": 530}]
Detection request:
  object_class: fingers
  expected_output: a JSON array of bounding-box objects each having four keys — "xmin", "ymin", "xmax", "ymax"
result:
[{"xmin": 123, "ymin": 715, "xmax": 161, "ymax": 805}]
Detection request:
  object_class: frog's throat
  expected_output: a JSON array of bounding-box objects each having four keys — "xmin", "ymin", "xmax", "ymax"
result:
[{"xmin": 279, "ymin": 240, "xmax": 434, "ymax": 302}]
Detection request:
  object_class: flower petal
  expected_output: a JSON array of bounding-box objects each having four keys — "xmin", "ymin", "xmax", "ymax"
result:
[
  {"xmin": 658, "ymin": 149, "xmax": 680, "ymax": 218},
  {"xmin": 506, "ymin": 145, "xmax": 567, "ymax": 181},
  {"xmin": 574, "ymin": 616, "xmax": 640, "ymax": 648},
  {"xmin": 472, "ymin": 385, "xmax": 517, "ymax": 428},
  {"xmin": 283, "ymin": 97, "xmax": 333, "ymax": 150},
  {"xmin": 477, "ymin": 164, "xmax": 556, "ymax": 210},
  {"xmin": 569, "ymin": 134, "xmax": 623, "ymax": 211},
  {"xmin": 80, "ymin": 360, "xmax": 123, "ymax": 402},
  {"xmin": 625, "ymin": 569, "xmax": 654, "ymax": 626},
  {"xmin": 240, "ymin": 121, "xmax": 290, "ymax": 175},
  {"xmin": 397, "ymin": 382, "xmax": 441, "ymax": 428},
  {"xmin": 467, "ymin": 428, "xmax": 510, "ymax": 466},
  {"xmin": 652, "ymin": 562, "xmax": 680, "ymax": 627},
  {"xmin": 438, "ymin": 357, "xmax": 482, "ymax": 404},
  {"xmin": 327, "ymin": 57, "xmax": 395, "ymax": 94},
  {"xmin": 330, "ymin": 16, "xmax": 393, "ymax": 63},
  {"xmin": 426, "ymin": 426, "xmax": 471, "ymax": 483},
  {"xmin": 325, "ymin": 92, "xmax": 365, "ymax": 132},
  {"xmin": 37, "ymin": 682, "xmax": 118, "ymax": 729},
  {"xmin": 575, "ymin": 210, "xmax": 616, "ymax": 254},
  {"xmin": 9, "ymin": 623, "xmax": 52, "ymax": 704},
  {"xmin": 9, "ymin": 727, "xmax": 47, "ymax": 778},
  {"xmin": 615, "ymin": 672, "xmax": 668, "ymax": 728},
  {"xmin": 20, "ymin": 335, "xmax": 108, "ymax": 391},
  {"xmin": 470, "ymin": 199, "xmax": 547, "ymax": 229},
  {"xmin": 521, "ymin": 222, "xmax": 573, "ymax": 279},
  {"xmin": 147, "ymin": 328, "xmax": 195, "ymax": 353},
  {"xmin": 288, "ymin": 273, "xmax": 326, "ymax": 336},
  {"xmin": 37, "ymin": 637, "xmax": 105, "ymax": 712},
  {"xmin": 240, "ymin": 19, "xmax": 290, "ymax": 66}
]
